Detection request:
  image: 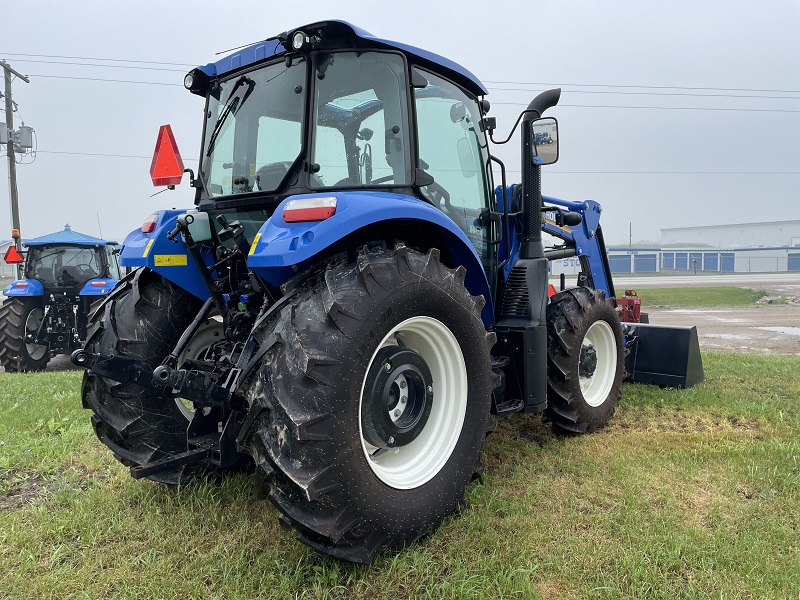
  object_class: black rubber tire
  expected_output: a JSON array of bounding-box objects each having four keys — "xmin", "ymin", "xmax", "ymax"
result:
[
  {"xmin": 238, "ymin": 242, "xmax": 497, "ymax": 563},
  {"xmin": 0, "ymin": 297, "xmax": 50, "ymax": 372},
  {"xmin": 81, "ymin": 268, "xmax": 212, "ymax": 484},
  {"xmin": 545, "ymin": 287, "xmax": 624, "ymax": 434}
]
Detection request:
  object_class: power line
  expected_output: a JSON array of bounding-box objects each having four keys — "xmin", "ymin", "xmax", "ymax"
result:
[
  {"xmin": 488, "ymin": 87, "xmax": 800, "ymax": 101},
  {"xmin": 22, "ymin": 74, "xmax": 800, "ymax": 113},
  {"xmin": 17, "ymin": 60, "xmax": 800, "ymax": 100},
  {"xmin": 493, "ymin": 101, "xmax": 800, "ymax": 114},
  {"xmin": 0, "ymin": 52, "xmax": 194, "ymax": 67},
  {"xmin": 482, "ymin": 80, "xmax": 800, "ymax": 95},
  {"xmin": 503, "ymin": 170, "xmax": 800, "ymax": 175},
  {"xmin": 25, "ymin": 74, "xmax": 181, "ymax": 86},
  {"xmin": 5, "ymin": 51, "xmax": 797, "ymax": 96},
  {"xmin": 7, "ymin": 59, "xmax": 186, "ymax": 72},
  {"xmin": 36, "ymin": 150, "xmax": 153, "ymax": 159}
]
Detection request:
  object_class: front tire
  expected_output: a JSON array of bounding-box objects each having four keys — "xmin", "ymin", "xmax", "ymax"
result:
[
  {"xmin": 239, "ymin": 243, "xmax": 496, "ymax": 563},
  {"xmin": 545, "ymin": 287, "xmax": 624, "ymax": 434},
  {"xmin": 0, "ymin": 297, "xmax": 50, "ymax": 372}
]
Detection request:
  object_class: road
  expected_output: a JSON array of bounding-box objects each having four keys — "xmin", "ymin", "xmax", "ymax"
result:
[
  {"xmin": 611, "ymin": 273, "xmax": 800, "ymax": 355},
  {"xmin": 612, "ymin": 273, "xmax": 800, "ymax": 295}
]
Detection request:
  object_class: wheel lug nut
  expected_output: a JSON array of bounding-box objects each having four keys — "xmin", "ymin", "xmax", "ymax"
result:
[
  {"xmin": 400, "ymin": 396, "xmax": 406, "ymax": 404},
  {"xmin": 393, "ymin": 409, "xmax": 401, "ymax": 417},
  {"xmin": 384, "ymin": 362, "xmax": 392, "ymax": 372},
  {"xmin": 427, "ymin": 385, "xmax": 433, "ymax": 394},
  {"xmin": 388, "ymin": 436, "xmax": 395, "ymax": 445},
  {"xmin": 399, "ymin": 381, "xmax": 406, "ymax": 389}
]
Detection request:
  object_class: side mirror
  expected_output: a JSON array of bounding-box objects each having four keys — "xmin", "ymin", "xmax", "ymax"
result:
[{"xmin": 530, "ymin": 117, "xmax": 559, "ymax": 165}]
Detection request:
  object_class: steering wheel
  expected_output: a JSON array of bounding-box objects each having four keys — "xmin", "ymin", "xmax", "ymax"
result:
[
  {"xmin": 255, "ymin": 162, "xmax": 292, "ymax": 191},
  {"xmin": 78, "ymin": 264, "xmax": 95, "ymax": 275}
]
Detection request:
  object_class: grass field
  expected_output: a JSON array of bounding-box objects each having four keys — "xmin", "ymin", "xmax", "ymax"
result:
[
  {"xmin": 633, "ymin": 287, "xmax": 766, "ymax": 307},
  {"xmin": 1, "ymin": 353, "xmax": 799, "ymax": 599}
]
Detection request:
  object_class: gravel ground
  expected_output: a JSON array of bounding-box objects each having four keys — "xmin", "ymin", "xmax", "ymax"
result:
[{"xmin": 646, "ymin": 303, "xmax": 800, "ymax": 355}]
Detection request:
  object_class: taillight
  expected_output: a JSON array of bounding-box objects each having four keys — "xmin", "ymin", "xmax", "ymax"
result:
[
  {"xmin": 91, "ymin": 281, "xmax": 107, "ymax": 287},
  {"xmin": 14, "ymin": 282, "xmax": 28, "ymax": 288},
  {"xmin": 548, "ymin": 284, "xmax": 557, "ymax": 298},
  {"xmin": 142, "ymin": 214, "xmax": 158, "ymax": 233},
  {"xmin": 283, "ymin": 197, "xmax": 337, "ymax": 223}
]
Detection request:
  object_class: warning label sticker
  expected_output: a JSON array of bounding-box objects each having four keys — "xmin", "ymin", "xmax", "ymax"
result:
[{"xmin": 153, "ymin": 254, "xmax": 188, "ymax": 266}]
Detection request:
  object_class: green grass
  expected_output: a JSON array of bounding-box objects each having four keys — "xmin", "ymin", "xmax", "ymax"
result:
[
  {"xmin": 635, "ymin": 286, "xmax": 766, "ymax": 307},
  {"xmin": 2, "ymin": 354, "xmax": 799, "ymax": 599}
]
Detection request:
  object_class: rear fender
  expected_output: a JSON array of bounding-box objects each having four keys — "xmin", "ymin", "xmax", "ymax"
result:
[
  {"xmin": 119, "ymin": 209, "xmax": 213, "ymax": 300},
  {"xmin": 2, "ymin": 279, "xmax": 44, "ymax": 297},
  {"xmin": 79, "ymin": 278, "xmax": 121, "ymax": 297},
  {"xmin": 248, "ymin": 191, "xmax": 494, "ymax": 324}
]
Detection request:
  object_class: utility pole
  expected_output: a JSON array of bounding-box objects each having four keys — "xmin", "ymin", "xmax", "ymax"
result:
[{"xmin": 2, "ymin": 60, "xmax": 30, "ymax": 279}]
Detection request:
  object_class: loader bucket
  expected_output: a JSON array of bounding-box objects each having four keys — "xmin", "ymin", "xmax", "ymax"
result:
[{"xmin": 623, "ymin": 323, "xmax": 704, "ymax": 388}]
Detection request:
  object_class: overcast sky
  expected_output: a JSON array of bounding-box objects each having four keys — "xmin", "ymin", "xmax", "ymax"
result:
[{"xmin": 2, "ymin": 0, "xmax": 798, "ymax": 246}]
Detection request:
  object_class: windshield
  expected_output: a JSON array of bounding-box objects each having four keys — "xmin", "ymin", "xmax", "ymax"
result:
[
  {"xmin": 201, "ymin": 58, "xmax": 306, "ymax": 198},
  {"xmin": 26, "ymin": 245, "xmax": 106, "ymax": 288}
]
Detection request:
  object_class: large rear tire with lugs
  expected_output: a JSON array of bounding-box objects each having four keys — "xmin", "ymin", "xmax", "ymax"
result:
[
  {"xmin": 0, "ymin": 297, "xmax": 50, "ymax": 372},
  {"xmin": 545, "ymin": 287, "xmax": 624, "ymax": 434},
  {"xmin": 239, "ymin": 243, "xmax": 496, "ymax": 563},
  {"xmin": 81, "ymin": 268, "xmax": 224, "ymax": 484}
]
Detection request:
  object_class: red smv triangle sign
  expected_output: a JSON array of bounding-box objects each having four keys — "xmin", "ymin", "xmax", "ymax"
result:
[
  {"xmin": 150, "ymin": 124, "xmax": 185, "ymax": 186},
  {"xmin": 3, "ymin": 245, "xmax": 24, "ymax": 264}
]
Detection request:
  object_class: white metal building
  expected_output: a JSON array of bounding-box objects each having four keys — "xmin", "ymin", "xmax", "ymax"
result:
[{"xmin": 661, "ymin": 220, "xmax": 800, "ymax": 249}]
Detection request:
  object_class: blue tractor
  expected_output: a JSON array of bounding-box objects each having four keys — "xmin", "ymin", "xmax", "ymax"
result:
[
  {"xmin": 0, "ymin": 225, "xmax": 119, "ymax": 372},
  {"xmin": 73, "ymin": 21, "xmax": 702, "ymax": 562}
]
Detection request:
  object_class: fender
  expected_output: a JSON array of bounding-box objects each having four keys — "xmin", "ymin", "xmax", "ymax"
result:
[
  {"xmin": 248, "ymin": 191, "xmax": 494, "ymax": 324},
  {"xmin": 79, "ymin": 278, "xmax": 121, "ymax": 297},
  {"xmin": 2, "ymin": 279, "xmax": 44, "ymax": 297},
  {"xmin": 119, "ymin": 209, "xmax": 214, "ymax": 300}
]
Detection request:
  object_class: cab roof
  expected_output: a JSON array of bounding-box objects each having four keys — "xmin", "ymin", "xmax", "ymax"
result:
[
  {"xmin": 24, "ymin": 224, "xmax": 117, "ymax": 247},
  {"xmin": 196, "ymin": 20, "xmax": 488, "ymax": 97}
]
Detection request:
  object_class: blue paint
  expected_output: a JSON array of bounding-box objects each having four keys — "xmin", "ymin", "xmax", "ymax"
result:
[
  {"xmin": 248, "ymin": 191, "xmax": 494, "ymax": 323},
  {"xmin": 196, "ymin": 21, "xmax": 487, "ymax": 96},
  {"xmin": 24, "ymin": 224, "xmax": 117, "ymax": 247},
  {"xmin": 119, "ymin": 209, "xmax": 214, "ymax": 300},
  {"xmin": 2, "ymin": 278, "xmax": 44, "ymax": 297},
  {"xmin": 608, "ymin": 255, "xmax": 632, "ymax": 274},
  {"xmin": 634, "ymin": 254, "xmax": 657, "ymax": 273},
  {"xmin": 79, "ymin": 279, "xmax": 120, "ymax": 296}
]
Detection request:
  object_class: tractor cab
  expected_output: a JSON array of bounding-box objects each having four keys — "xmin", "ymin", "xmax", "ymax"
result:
[{"xmin": 25, "ymin": 243, "xmax": 118, "ymax": 291}]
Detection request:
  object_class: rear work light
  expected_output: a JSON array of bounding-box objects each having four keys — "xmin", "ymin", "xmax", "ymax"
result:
[
  {"xmin": 283, "ymin": 196, "xmax": 337, "ymax": 223},
  {"xmin": 142, "ymin": 214, "xmax": 159, "ymax": 233}
]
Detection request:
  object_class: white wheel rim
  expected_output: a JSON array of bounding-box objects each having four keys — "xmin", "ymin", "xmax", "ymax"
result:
[
  {"xmin": 175, "ymin": 315, "xmax": 224, "ymax": 419},
  {"xmin": 24, "ymin": 308, "xmax": 48, "ymax": 360},
  {"xmin": 359, "ymin": 316, "xmax": 467, "ymax": 489},
  {"xmin": 580, "ymin": 320, "xmax": 617, "ymax": 407}
]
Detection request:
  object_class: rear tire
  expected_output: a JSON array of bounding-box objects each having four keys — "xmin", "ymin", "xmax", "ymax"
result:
[
  {"xmin": 0, "ymin": 297, "xmax": 50, "ymax": 372},
  {"xmin": 239, "ymin": 243, "xmax": 496, "ymax": 563},
  {"xmin": 545, "ymin": 287, "xmax": 624, "ymax": 434},
  {"xmin": 81, "ymin": 268, "xmax": 223, "ymax": 484}
]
